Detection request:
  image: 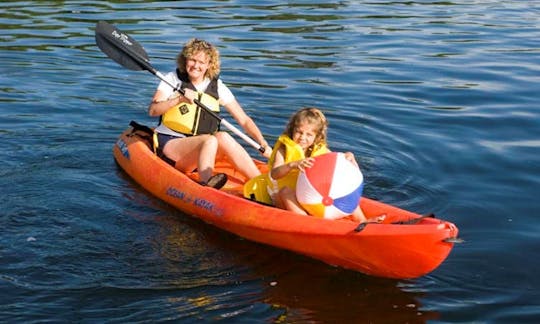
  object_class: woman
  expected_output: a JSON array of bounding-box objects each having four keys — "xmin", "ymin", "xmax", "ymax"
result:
[{"xmin": 148, "ymin": 38, "xmax": 271, "ymax": 189}]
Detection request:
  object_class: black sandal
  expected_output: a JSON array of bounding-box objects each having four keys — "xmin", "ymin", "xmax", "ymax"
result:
[{"xmin": 201, "ymin": 173, "xmax": 228, "ymax": 190}]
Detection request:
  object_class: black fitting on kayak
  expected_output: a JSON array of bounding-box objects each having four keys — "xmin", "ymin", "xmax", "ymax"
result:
[{"xmin": 353, "ymin": 222, "xmax": 368, "ymax": 232}]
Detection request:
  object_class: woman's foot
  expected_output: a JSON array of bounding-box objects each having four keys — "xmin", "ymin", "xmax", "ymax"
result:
[{"xmin": 201, "ymin": 173, "xmax": 228, "ymax": 189}]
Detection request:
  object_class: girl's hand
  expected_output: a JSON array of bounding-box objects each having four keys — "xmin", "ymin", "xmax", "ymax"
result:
[
  {"xmin": 294, "ymin": 157, "xmax": 314, "ymax": 172},
  {"xmin": 344, "ymin": 152, "xmax": 359, "ymax": 168}
]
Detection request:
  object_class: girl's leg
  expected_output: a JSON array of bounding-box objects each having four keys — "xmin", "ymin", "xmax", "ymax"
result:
[
  {"xmin": 350, "ymin": 206, "xmax": 367, "ymax": 223},
  {"xmin": 351, "ymin": 205, "xmax": 386, "ymax": 223},
  {"xmin": 278, "ymin": 187, "xmax": 307, "ymax": 215}
]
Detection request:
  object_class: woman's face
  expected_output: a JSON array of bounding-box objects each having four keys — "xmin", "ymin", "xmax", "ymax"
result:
[
  {"xmin": 292, "ymin": 121, "xmax": 318, "ymax": 151},
  {"xmin": 185, "ymin": 51, "xmax": 209, "ymax": 82}
]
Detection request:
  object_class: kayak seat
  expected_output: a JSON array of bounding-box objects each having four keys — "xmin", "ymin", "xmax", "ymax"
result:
[
  {"xmin": 243, "ymin": 174, "xmax": 274, "ymax": 205},
  {"xmin": 129, "ymin": 120, "xmax": 154, "ymax": 149},
  {"xmin": 128, "ymin": 120, "xmax": 178, "ymax": 166}
]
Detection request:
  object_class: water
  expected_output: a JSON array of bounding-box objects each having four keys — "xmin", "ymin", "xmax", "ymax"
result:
[{"xmin": 1, "ymin": 0, "xmax": 539, "ymax": 322}]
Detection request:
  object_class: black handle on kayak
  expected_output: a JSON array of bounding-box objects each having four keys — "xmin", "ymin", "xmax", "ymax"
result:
[{"xmin": 94, "ymin": 20, "xmax": 265, "ymax": 154}]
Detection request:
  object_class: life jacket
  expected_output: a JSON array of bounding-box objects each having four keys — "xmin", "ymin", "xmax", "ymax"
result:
[
  {"xmin": 243, "ymin": 134, "xmax": 329, "ymax": 204},
  {"xmin": 160, "ymin": 70, "xmax": 221, "ymax": 135}
]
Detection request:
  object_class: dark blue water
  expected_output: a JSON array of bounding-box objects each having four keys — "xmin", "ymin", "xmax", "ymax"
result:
[{"xmin": 2, "ymin": 1, "xmax": 539, "ymax": 322}]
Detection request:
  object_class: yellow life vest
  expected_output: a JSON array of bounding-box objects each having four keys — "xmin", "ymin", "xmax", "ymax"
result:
[
  {"xmin": 161, "ymin": 72, "xmax": 221, "ymax": 135},
  {"xmin": 243, "ymin": 134, "xmax": 329, "ymax": 204}
]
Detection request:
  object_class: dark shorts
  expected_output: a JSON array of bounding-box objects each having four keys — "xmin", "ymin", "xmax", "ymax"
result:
[
  {"xmin": 156, "ymin": 133, "xmax": 184, "ymax": 166},
  {"xmin": 157, "ymin": 133, "xmax": 180, "ymax": 150}
]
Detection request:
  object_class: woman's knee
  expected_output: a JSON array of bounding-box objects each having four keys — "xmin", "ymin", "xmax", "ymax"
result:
[
  {"xmin": 208, "ymin": 134, "xmax": 219, "ymax": 146},
  {"xmin": 215, "ymin": 131, "xmax": 235, "ymax": 146},
  {"xmin": 200, "ymin": 134, "xmax": 218, "ymax": 149}
]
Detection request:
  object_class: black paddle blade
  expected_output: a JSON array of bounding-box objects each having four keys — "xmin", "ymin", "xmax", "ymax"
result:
[{"xmin": 95, "ymin": 21, "xmax": 154, "ymax": 73}]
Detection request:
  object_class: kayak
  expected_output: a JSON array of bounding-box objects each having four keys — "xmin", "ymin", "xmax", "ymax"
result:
[
  {"xmin": 95, "ymin": 21, "xmax": 459, "ymax": 279},
  {"xmin": 113, "ymin": 122, "xmax": 459, "ymax": 279}
]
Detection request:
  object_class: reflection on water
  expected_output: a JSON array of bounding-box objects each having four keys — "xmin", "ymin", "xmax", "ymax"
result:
[{"xmin": 151, "ymin": 202, "xmax": 441, "ymax": 322}]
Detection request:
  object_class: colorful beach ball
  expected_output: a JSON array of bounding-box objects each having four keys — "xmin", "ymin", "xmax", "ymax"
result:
[{"xmin": 296, "ymin": 152, "xmax": 364, "ymax": 219}]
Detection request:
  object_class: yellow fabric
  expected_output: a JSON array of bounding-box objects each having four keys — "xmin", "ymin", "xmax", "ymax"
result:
[
  {"xmin": 243, "ymin": 174, "xmax": 273, "ymax": 205},
  {"xmin": 243, "ymin": 134, "xmax": 329, "ymax": 204},
  {"xmin": 153, "ymin": 132, "xmax": 159, "ymax": 154},
  {"xmin": 161, "ymin": 92, "xmax": 220, "ymax": 135},
  {"xmin": 301, "ymin": 203, "xmax": 326, "ymax": 219}
]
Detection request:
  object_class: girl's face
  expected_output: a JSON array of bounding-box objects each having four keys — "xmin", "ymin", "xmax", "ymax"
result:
[
  {"xmin": 292, "ymin": 122, "xmax": 318, "ymax": 151},
  {"xmin": 186, "ymin": 51, "xmax": 209, "ymax": 83}
]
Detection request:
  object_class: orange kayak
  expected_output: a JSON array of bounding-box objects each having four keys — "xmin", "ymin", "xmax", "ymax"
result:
[{"xmin": 113, "ymin": 124, "xmax": 459, "ymax": 279}]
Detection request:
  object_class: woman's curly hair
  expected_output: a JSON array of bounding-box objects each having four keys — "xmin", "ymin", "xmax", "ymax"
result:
[{"xmin": 177, "ymin": 38, "xmax": 220, "ymax": 80}]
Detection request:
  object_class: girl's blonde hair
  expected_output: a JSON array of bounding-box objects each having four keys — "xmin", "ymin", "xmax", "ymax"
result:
[
  {"xmin": 285, "ymin": 107, "xmax": 328, "ymax": 154},
  {"xmin": 176, "ymin": 38, "xmax": 220, "ymax": 80}
]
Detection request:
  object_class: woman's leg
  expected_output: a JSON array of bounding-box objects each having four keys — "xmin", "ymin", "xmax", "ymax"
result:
[
  {"xmin": 162, "ymin": 134, "xmax": 218, "ymax": 183},
  {"xmin": 214, "ymin": 131, "xmax": 261, "ymax": 179}
]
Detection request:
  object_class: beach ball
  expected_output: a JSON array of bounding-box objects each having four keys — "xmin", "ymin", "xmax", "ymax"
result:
[{"xmin": 296, "ymin": 152, "xmax": 364, "ymax": 219}]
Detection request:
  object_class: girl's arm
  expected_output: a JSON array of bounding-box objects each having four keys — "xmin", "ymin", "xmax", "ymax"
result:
[{"xmin": 270, "ymin": 147, "xmax": 314, "ymax": 180}]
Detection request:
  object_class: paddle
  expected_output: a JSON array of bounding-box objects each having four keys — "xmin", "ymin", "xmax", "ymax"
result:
[{"xmin": 94, "ymin": 20, "xmax": 266, "ymax": 153}]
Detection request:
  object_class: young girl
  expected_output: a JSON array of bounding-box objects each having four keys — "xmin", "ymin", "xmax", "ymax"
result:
[
  {"xmin": 266, "ymin": 107, "xmax": 381, "ymax": 223},
  {"xmin": 267, "ymin": 108, "xmax": 329, "ymax": 212}
]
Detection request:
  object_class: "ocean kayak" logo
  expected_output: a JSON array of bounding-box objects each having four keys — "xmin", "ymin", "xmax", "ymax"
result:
[
  {"xmin": 166, "ymin": 187, "xmax": 224, "ymax": 217},
  {"xmin": 116, "ymin": 138, "xmax": 130, "ymax": 159}
]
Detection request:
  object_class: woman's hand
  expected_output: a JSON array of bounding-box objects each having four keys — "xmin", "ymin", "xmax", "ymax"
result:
[
  {"xmin": 182, "ymin": 88, "xmax": 197, "ymax": 103},
  {"xmin": 261, "ymin": 144, "xmax": 272, "ymax": 159},
  {"xmin": 149, "ymin": 90, "xmax": 182, "ymax": 116}
]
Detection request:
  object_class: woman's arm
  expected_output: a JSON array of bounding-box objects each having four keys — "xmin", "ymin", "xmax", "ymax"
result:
[
  {"xmin": 223, "ymin": 98, "xmax": 271, "ymax": 157},
  {"xmin": 148, "ymin": 88, "xmax": 196, "ymax": 117}
]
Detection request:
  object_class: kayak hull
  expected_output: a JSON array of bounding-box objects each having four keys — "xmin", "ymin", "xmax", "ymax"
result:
[{"xmin": 113, "ymin": 126, "xmax": 459, "ymax": 279}]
